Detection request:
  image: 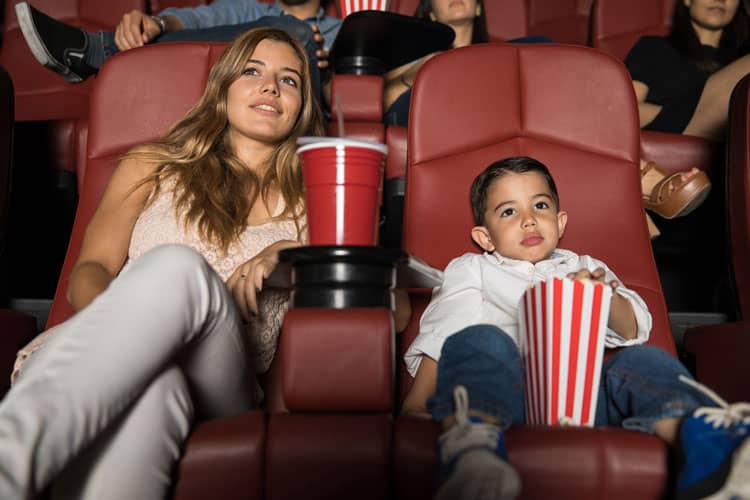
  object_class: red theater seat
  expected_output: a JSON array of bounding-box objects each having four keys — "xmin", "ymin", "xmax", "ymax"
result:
[
  {"xmin": 391, "ymin": 0, "xmax": 591, "ymax": 44},
  {"xmin": 398, "ymin": 43, "xmax": 674, "ymax": 498},
  {"xmin": 681, "ymin": 74, "xmax": 750, "ymax": 404},
  {"xmin": 590, "ymin": 0, "xmax": 674, "ymax": 60},
  {"xmin": 0, "ymin": 0, "xmax": 146, "ymax": 180},
  {"xmin": 0, "ymin": 64, "xmax": 40, "ymax": 397}
]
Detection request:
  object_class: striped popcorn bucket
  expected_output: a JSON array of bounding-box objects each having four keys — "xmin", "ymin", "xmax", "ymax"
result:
[
  {"xmin": 519, "ymin": 277, "xmax": 612, "ymax": 427},
  {"xmin": 339, "ymin": 0, "xmax": 389, "ymax": 17}
]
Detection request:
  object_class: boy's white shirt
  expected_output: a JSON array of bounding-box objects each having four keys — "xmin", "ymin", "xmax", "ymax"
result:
[{"xmin": 404, "ymin": 249, "xmax": 652, "ymax": 377}]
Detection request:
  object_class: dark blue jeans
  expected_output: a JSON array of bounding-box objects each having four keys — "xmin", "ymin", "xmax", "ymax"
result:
[
  {"xmin": 93, "ymin": 15, "xmax": 321, "ymax": 99},
  {"xmin": 427, "ymin": 325, "xmax": 715, "ymax": 433}
]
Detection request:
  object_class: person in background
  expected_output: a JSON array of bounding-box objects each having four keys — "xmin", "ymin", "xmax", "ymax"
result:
[
  {"xmin": 383, "ymin": 0, "xmax": 489, "ymax": 125},
  {"xmin": 626, "ymin": 0, "xmax": 750, "ymax": 140},
  {"xmin": 15, "ymin": 0, "xmax": 340, "ymax": 99}
]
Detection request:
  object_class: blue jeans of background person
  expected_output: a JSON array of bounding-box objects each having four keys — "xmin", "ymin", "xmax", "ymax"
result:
[
  {"xmin": 384, "ymin": 35, "xmax": 554, "ymax": 127},
  {"xmin": 94, "ymin": 15, "xmax": 321, "ymax": 99},
  {"xmin": 427, "ymin": 325, "xmax": 715, "ymax": 432}
]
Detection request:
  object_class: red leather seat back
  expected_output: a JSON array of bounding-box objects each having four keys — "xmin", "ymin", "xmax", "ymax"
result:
[
  {"xmin": 401, "ymin": 43, "xmax": 674, "ymax": 395},
  {"xmin": 328, "ymin": 75, "xmax": 384, "ymax": 143},
  {"xmin": 1, "ymin": 0, "xmax": 147, "ymax": 122},
  {"xmin": 591, "ymin": 0, "xmax": 675, "ymax": 60},
  {"xmin": 47, "ymin": 42, "xmax": 229, "ymax": 328},
  {"xmin": 389, "ymin": 0, "xmax": 418, "ymax": 15},
  {"xmin": 391, "ymin": 0, "xmax": 590, "ymax": 44},
  {"xmin": 727, "ymin": 74, "xmax": 750, "ymax": 319},
  {"xmin": 526, "ymin": 0, "xmax": 592, "ymax": 45}
]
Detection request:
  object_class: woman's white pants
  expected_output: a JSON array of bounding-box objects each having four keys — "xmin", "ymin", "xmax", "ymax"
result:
[{"xmin": 0, "ymin": 244, "xmax": 256, "ymax": 500}]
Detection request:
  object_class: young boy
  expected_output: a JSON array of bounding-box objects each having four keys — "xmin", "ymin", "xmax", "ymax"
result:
[{"xmin": 402, "ymin": 156, "xmax": 750, "ymax": 500}]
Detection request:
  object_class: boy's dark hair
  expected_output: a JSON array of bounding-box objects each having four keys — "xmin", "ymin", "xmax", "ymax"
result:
[{"xmin": 470, "ymin": 156, "xmax": 560, "ymax": 225}]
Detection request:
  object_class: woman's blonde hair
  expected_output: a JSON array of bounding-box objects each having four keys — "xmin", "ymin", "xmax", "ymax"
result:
[{"xmin": 126, "ymin": 27, "xmax": 324, "ymax": 251}]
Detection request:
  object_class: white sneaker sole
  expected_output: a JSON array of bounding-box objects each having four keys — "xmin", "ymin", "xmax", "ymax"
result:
[
  {"xmin": 15, "ymin": 2, "xmax": 83, "ymax": 83},
  {"xmin": 705, "ymin": 438, "xmax": 750, "ymax": 500},
  {"xmin": 435, "ymin": 449, "xmax": 521, "ymax": 500}
]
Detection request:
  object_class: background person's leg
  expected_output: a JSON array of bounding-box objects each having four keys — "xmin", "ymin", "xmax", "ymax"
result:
[{"xmin": 684, "ymin": 54, "xmax": 750, "ymax": 139}]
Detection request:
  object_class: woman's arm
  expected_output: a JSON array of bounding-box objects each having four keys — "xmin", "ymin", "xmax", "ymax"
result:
[
  {"xmin": 66, "ymin": 155, "xmax": 159, "ymax": 311},
  {"xmin": 632, "ymin": 80, "xmax": 663, "ymax": 128},
  {"xmin": 383, "ymin": 54, "xmax": 436, "ymax": 111},
  {"xmin": 401, "ymin": 355, "xmax": 438, "ymax": 415}
]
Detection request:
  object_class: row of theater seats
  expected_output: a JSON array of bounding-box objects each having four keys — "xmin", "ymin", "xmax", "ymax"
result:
[
  {"xmin": 2, "ymin": 38, "xmax": 749, "ymax": 499},
  {"xmin": 0, "ymin": 0, "xmax": 678, "ymax": 176}
]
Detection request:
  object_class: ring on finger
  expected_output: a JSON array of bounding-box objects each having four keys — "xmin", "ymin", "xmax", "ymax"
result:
[{"xmin": 240, "ymin": 274, "xmax": 247, "ymax": 280}]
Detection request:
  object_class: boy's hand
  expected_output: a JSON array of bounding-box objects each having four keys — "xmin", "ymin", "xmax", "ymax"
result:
[
  {"xmin": 566, "ymin": 267, "xmax": 618, "ymax": 290},
  {"xmin": 568, "ymin": 268, "xmax": 638, "ymax": 339}
]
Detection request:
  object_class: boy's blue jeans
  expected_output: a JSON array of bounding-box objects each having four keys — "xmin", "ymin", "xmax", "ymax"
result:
[
  {"xmin": 427, "ymin": 325, "xmax": 715, "ymax": 433},
  {"xmin": 91, "ymin": 15, "xmax": 321, "ymax": 98}
]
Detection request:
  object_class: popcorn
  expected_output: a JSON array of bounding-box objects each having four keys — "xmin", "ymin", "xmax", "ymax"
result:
[
  {"xmin": 339, "ymin": 0, "xmax": 389, "ymax": 18},
  {"xmin": 519, "ymin": 277, "xmax": 612, "ymax": 427}
]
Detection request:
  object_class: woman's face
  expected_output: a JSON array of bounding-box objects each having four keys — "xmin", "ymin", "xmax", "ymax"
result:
[
  {"xmin": 685, "ymin": 0, "xmax": 740, "ymax": 31},
  {"xmin": 429, "ymin": 0, "xmax": 479, "ymax": 25},
  {"xmin": 226, "ymin": 39, "xmax": 304, "ymax": 148}
]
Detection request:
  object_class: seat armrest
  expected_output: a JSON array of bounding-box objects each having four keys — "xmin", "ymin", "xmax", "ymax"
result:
[
  {"xmin": 640, "ymin": 130, "xmax": 723, "ymax": 176},
  {"xmin": 683, "ymin": 320, "xmax": 750, "ymax": 403},
  {"xmin": 280, "ymin": 308, "xmax": 394, "ymax": 411},
  {"xmin": 385, "ymin": 125, "xmax": 407, "ymax": 180}
]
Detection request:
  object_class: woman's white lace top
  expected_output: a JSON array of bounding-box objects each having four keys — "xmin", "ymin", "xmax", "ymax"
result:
[{"xmin": 128, "ymin": 179, "xmax": 300, "ymax": 373}]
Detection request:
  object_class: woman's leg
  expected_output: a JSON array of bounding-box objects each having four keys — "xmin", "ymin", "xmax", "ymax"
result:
[
  {"xmin": 0, "ymin": 244, "xmax": 255, "ymax": 498},
  {"xmin": 684, "ymin": 53, "xmax": 750, "ymax": 139},
  {"xmin": 50, "ymin": 365, "xmax": 194, "ymax": 500}
]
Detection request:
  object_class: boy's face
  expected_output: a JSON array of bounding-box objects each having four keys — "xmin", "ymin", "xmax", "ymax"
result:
[{"xmin": 471, "ymin": 171, "xmax": 568, "ymax": 263}]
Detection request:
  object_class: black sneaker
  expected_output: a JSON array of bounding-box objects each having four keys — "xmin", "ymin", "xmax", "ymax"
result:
[{"xmin": 15, "ymin": 2, "xmax": 97, "ymax": 83}]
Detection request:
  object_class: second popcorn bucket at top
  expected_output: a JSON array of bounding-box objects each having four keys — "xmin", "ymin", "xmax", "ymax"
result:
[
  {"xmin": 519, "ymin": 277, "xmax": 613, "ymax": 427},
  {"xmin": 297, "ymin": 137, "xmax": 388, "ymax": 246}
]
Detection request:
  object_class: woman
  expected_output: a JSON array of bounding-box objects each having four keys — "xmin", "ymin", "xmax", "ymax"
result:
[
  {"xmin": 626, "ymin": 0, "xmax": 750, "ymax": 224},
  {"xmin": 626, "ymin": 0, "xmax": 750, "ymax": 140},
  {"xmin": 0, "ymin": 27, "xmax": 323, "ymax": 499},
  {"xmin": 383, "ymin": 0, "xmax": 488, "ymax": 124}
]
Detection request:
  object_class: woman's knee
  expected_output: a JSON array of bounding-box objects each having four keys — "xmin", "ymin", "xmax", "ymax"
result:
[{"xmin": 135, "ymin": 244, "xmax": 212, "ymax": 281}]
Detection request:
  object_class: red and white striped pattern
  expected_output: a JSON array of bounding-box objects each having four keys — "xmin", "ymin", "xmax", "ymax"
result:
[
  {"xmin": 339, "ymin": 0, "xmax": 389, "ymax": 18},
  {"xmin": 519, "ymin": 278, "xmax": 612, "ymax": 427}
]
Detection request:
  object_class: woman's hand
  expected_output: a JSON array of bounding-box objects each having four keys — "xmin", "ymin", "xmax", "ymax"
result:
[{"xmin": 226, "ymin": 239, "xmax": 302, "ymax": 320}]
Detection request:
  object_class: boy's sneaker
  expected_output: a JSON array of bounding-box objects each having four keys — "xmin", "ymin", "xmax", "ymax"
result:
[
  {"xmin": 435, "ymin": 385, "xmax": 521, "ymax": 500},
  {"xmin": 15, "ymin": 2, "xmax": 96, "ymax": 83},
  {"xmin": 676, "ymin": 375, "xmax": 750, "ymax": 500}
]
